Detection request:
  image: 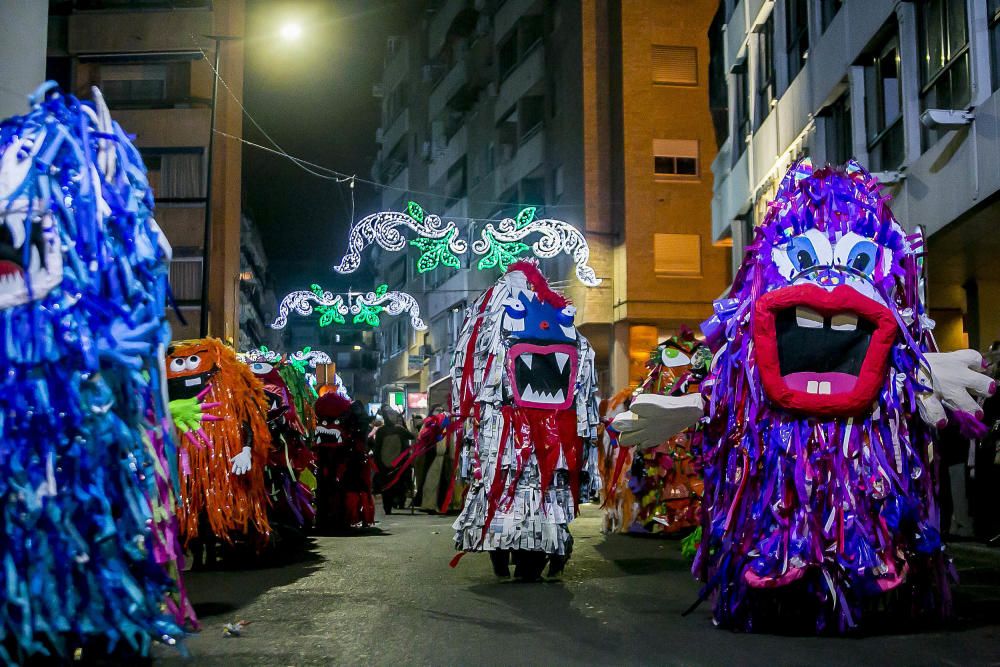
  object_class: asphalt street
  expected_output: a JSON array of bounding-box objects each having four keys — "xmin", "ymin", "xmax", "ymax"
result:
[{"xmin": 156, "ymin": 505, "xmax": 1000, "ymax": 666}]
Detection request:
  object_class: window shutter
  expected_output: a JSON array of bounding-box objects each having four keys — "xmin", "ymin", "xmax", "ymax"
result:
[
  {"xmin": 652, "ymin": 45, "xmax": 698, "ymax": 85},
  {"xmin": 654, "ymin": 234, "xmax": 702, "ymax": 276}
]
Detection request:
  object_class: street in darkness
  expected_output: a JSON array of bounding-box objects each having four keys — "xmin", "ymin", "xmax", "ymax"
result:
[{"xmin": 156, "ymin": 507, "xmax": 1000, "ymax": 666}]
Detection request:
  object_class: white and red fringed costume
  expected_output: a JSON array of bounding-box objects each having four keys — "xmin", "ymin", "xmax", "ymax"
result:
[{"xmin": 450, "ymin": 262, "xmax": 600, "ymax": 579}]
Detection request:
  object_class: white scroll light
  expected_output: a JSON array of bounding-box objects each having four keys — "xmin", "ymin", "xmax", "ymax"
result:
[
  {"xmin": 270, "ymin": 283, "xmax": 427, "ymax": 331},
  {"xmin": 472, "ymin": 207, "xmax": 602, "ymax": 287},
  {"xmin": 333, "ymin": 201, "xmax": 467, "ymax": 274},
  {"xmin": 290, "ymin": 348, "xmax": 332, "ymax": 368},
  {"xmin": 238, "ymin": 346, "xmax": 281, "ymax": 364}
]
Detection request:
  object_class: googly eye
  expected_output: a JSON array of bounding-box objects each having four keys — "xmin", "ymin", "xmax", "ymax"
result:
[
  {"xmin": 250, "ymin": 362, "xmax": 273, "ymax": 374},
  {"xmin": 169, "ymin": 357, "xmax": 186, "ymax": 373},
  {"xmin": 834, "ymin": 232, "xmax": 881, "ymax": 277},
  {"xmin": 661, "ymin": 347, "xmax": 691, "ymax": 367},
  {"xmin": 557, "ymin": 305, "xmax": 576, "ymax": 326},
  {"xmin": 184, "ymin": 355, "xmax": 201, "ymax": 371}
]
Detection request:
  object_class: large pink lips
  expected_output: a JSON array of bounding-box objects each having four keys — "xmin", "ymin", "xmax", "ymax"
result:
[{"xmin": 506, "ymin": 342, "xmax": 578, "ymax": 410}]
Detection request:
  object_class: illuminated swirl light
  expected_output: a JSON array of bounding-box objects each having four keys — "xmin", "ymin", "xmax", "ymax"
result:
[
  {"xmin": 239, "ymin": 346, "xmax": 281, "ymax": 363},
  {"xmin": 270, "ymin": 285, "xmax": 348, "ymax": 330},
  {"xmin": 290, "ymin": 348, "xmax": 332, "ymax": 368},
  {"xmin": 351, "ymin": 284, "xmax": 427, "ymax": 331},
  {"xmin": 472, "ymin": 207, "xmax": 602, "ymax": 287},
  {"xmin": 333, "ymin": 201, "xmax": 467, "ymax": 274}
]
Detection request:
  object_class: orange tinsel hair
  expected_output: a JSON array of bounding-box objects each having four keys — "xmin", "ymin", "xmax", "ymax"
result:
[{"xmin": 167, "ymin": 338, "xmax": 272, "ymax": 546}]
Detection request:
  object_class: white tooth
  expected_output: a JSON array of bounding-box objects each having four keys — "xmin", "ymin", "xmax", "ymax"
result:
[
  {"xmin": 184, "ymin": 377, "xmax": 202, "ymax": 387},
  {"xmin": 555, "ymin": 352, "xmax": 569, "ymax": 372},
  {"xmin": 819, "ymin": 381, "xmax": 831, "ymax": 394},
  {"xmin": 522, "ymin": 353, "xmax": 533, "ymax": 370},
  {"xmin": 29, "ymin": 246, "xmax": 40, "ymax": 274},
  {"xmin": 807, "ymin": 380, "xmax": 819, "ymax": 394},
  {"xmin": 830, "ymin": 314, "xmax": 857, "ymax": 332},
  {"xmin": 795, "ymin": 307, "xmax": 824, "ymax": 329},
  {"xmin": 524, "ymin": 386, "xmax": 539, "ymax": 402},
  {"xmin": 554, "ymin": 389, "xmax": 565, "ymax": 403},
  {"xmin": 560, "ymin": 325, "xmax": 575, "ymax": 339},
  {"xmin": 6, "ymin": 213, "xmax": 25, "ymax": 250}
]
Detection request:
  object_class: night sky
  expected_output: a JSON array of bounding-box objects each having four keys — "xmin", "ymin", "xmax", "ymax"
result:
[{"xmin": 242, "ymin": 0, "xmax": 421, "ymax": 295}]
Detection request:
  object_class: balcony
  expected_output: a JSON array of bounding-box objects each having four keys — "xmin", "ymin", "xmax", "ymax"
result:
[
  {"xmin": 428, "ymin": 0, "xmax": 474, "ymax": 59},
  {"xmin": 429, "ymin": 125, "xmax": 467, "ymax": 185},
  {"xmin": 494, "ymin": 0, "xmax": 540, "ymax": 41},
  {"xmin": 113, "ymin": 107, "xmax": 210, "ymax": 148},
  {"xmin": 496, "ymin": 126, "xmax": 544, "ymax": 194},
  {"xmin": 380, "ymin": 108, "xmax": 409, "ymax": 155},
  {"xmin": 382, "ymin": 39, "xmax": 409, "ymax": 90},
  {"xmin": 381, "ymin": 166, "xmax": 409, "ymax": 210},
  {"xmin": 494, "ymin": 45, "xmax": 544, "ymax": 122},
  {"xmin": 68, "ymin": 9, "xmax": 211, "ymax": 55},
  {"xmin": 428, "ymin": 59, "xmax": 467, "ymax": 120}
]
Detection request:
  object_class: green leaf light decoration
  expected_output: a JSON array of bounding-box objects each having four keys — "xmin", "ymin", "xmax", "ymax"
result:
[
  {"xmin": 410, "ymin": 227, "xmax": 463, "ymax": 274},
  {"xmin": 475, "ymin": 226, "xmax": 530, "ymax": 272},
  {"xmin": 406, "ymin": 200, "xmax": 425, "ymax": 223}
]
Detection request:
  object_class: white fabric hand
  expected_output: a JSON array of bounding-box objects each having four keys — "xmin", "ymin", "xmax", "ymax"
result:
[
  {"xmin": 917, "ymin": 350, "xmax": 995, "ymax": 427},
  {"xmin": 230, "ymin": 446, "xmax": 253, "ymax": 475},
  {"xmin": 611, "ymin": 393, "xmax": 704, "ymax": 450}
]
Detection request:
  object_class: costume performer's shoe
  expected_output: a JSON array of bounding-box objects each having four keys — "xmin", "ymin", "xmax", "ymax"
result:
[
  {"xmin": 512, "ymin": 550, "xmax": 547, "ymax": 581},
  {"xmin": 489, "ymin": 550, "xmax": 511, "ymax": 578},
  {"xmin": 547, "ymin": 554, "xmax": 568, "ymax": 579}
]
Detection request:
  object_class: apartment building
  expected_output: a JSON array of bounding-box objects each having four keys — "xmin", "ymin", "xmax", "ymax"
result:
[
  {"xmin": 238, "ymin": 213, "xmax": 276, "ymax": 352},
  {"xmin": 370, "ymin": 0, "xmax": 729, "ymax": 404},
  {"xmin": 47, "ymin": 0, "xmax": 246, "ymax": 343},
  {"xmin": 710, "ymin": 0, "xmax": 1000, "ymax": 350}
]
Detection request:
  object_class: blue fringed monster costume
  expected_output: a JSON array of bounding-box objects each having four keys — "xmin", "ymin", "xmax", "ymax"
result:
[{"xmin": 0, "ymin": 84, "xmax": 188, "ymax": 661}]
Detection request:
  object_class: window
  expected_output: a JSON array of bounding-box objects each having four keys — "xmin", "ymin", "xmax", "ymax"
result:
[
  {"xmin": 652, "ymin": 45, "xmax": 698, "ymax": 86},
  {"xmin": 385, "ymin": 82, "xmax": 408, "ymax": 125},
  {"xmin": 821, "ymin": 92, "xmax": 853, "ymax": 166},
  {"xmin": 141, "ymin": 148, "xmax": 204, "ymax": 200},
  {"xmin": 918, "ymin": 0, "xmax": 971, "ymax": 148},
  {"xmin": 992, "ymin": 0, "xmax": 1000, "ymax": 91},
  {"xmin": 446, "ymin": 157, "xmax": 467, "ymax": 201},
  {"xmin": 654, "ymin": 234, "xmax": 702, "ymax": 277},
  {"xmin": 654, "ymin": 140, "xmax": 699, "ymax": 178},
  {"xmin": 98, "ymin": 63, "xmax": 168, "ymax": 105},
  {"xmin": 520, "ymin": 15, "xmax": 544, "ymax": 53},
  {"xmin": 520, "ymin": 177, "xmax": 545, "ymax": 207},
  {"xmin": 786, "ymin": 0, "xmax": 809, "ymax": 81},
  {"xmin": 709, "ymin": 7, "xmax": 730, "ymax": 146},
  {"xmin": 755, "ymin": 14, "xmax": 776, "ymax": 127},
  {"xmin": 863, "ymin": 30, "xmax": 904, "ymax": 171},
  {"xmin": 733, "ymin": 61, "xmax": 750, "ymax": 160},
  {"xmin": 820, "ymin": 0, "xmax": 844, "ymax": 33},
  {"xmin": 519, "ymin": 96, "xmax": 545, "ymax": 140},
  {"xmin": 498, "ymin": 34, "xmax": 517, "ymax": 80}
]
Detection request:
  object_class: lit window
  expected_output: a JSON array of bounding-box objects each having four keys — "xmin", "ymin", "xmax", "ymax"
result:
[
  {"xmin": 652, "ymin": 45, "xmax": 698, "ymax": 86},
  {"xmin": 918, "ymin": 0, "xmax": 971, "ymax": 149},
  {"xmin": 653, "ymin": 139, "xmax": 699, "ymax": 178},
  {"xmin": 654, "ymin": 234, "xmax": 702, "ymax": 277},
  {"xmin": 863, "ymin": 27, "xmax": 904, "ymax": 171}
]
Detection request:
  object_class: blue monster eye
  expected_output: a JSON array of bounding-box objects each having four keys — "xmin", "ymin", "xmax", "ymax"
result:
[
  {"xmin": 846, "ymin": 240, "xmax": 878, "ymax": 275},
  {"xmin": 787, "ymin": 236, "xmax": 819, "ymax": 273},
  {"xmin": 557, "ymin": 306, "xmax": 576, "ymax": 326},
  {"xmin": 504, "ymin": 300, "xmax": 527, "ymax": 319}
]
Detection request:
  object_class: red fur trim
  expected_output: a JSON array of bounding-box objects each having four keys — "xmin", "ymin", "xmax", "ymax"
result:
[{"xmin": 506, "ymin": 260, "xmax": 568, "ymax": 308}]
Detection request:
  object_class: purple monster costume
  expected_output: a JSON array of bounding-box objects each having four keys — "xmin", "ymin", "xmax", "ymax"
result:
[{"xmin": 614, "ymin": 160, "xmax": 994, "ymax": 633}]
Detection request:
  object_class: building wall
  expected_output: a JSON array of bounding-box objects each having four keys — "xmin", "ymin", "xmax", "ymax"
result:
[
  {"xmin": 0, "ymin": 1, "xmax": 48, "ymax": 118},
  {"xmin": 56, "ymin": 0, "xmax": 245, "ymax": 344},
  {"xmin": 711, "ymin": 0, "xmax": 1000, "ymax": 352}
]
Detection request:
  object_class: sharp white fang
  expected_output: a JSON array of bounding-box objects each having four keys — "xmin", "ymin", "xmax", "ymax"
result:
[
  {"xmin": 560, "ymin": 325, "xmax": 575, "ymax": 339},
  {"xmin": 818, "ymin": 381, "xmax": 832, "ymax": 394},
  {"xmin": 555, "ymin": 352, "xmax": 569, "ymax": 372},
  {"xmin": 806, "ymin": 380, "xmax": 819, "ymax": 394},
  {"xmin": 6, "ymin": 214, "xmax": 25, "ymax": 250},
  {"xmin": 522, "ymin": 353, "xmax": 533, "ymax": 370},
  {"xmin": 29, "ymin": 246, "xmax": 40, "ymax": 273},
  {"xmin": 554, "ymin": 389, "xmax": 565, "ymax": 403},
  {"xmin": 795, "ymin": 306, "xmax": 824, "ymax": 329},
  {"xmin": 830, "ymin": 313, "xmax": 858, "ymax": 332}
]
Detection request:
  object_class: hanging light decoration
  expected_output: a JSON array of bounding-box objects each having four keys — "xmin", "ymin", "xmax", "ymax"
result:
[
  {"xmin": 270, "ymin": 283, "xmax": 427, "ymax": 331},
  {"xmin": 238, "ymin": 345, "xmax": 282, "ymax": 364}
]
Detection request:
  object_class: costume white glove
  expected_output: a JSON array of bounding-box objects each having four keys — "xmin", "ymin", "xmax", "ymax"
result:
[
  {"xmin": 230, "ymin": 446, "xmax": 253, "ymax": 475},
  {"xmin": 916, "ymin": 350, "xmax": 995, "ymax": 427},
  {"xmin": 611, "ymin": 393, "xmax": 704, "ymax": 450}
]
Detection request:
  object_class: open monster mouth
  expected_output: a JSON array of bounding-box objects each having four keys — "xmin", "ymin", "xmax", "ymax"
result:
[
  {"xmin": 753, "ymin": 284, "xmax": 898, "ymax": 416},
  {"xmin": 507, "ymin": 342, "xmax": 578, "ymax": 410},
  {"xmin": 0, "ymin": 211, "xmax": 63, "ymax": 309},
  {"xmin": 166, "ymin": 368, "xmax": 219, "ymax": 400},
  {"xmin": 315, "ymin": 423, "xmax": 343, "ymax": 444}
]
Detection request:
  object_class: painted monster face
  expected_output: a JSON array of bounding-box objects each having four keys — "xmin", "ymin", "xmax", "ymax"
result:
[
  {"xmin": 314, "ymin": 392, "xmax": 353, "ymax": 444},
  {"xmin": 500, "ymin": 271, "xmax": 578, "ymax": 410},
  {"xmin": 166, "ymin": 343, "xmax": 219, "ymax": 400},
  {"xmin": 748, "ymin": 163, "xmax": 906, "ymax": 417},
  {"xmin": 0, "ymin": 134, "xmax": 64, "ymax": 309}
]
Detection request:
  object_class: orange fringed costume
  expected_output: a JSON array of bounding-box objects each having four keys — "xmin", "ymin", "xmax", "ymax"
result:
[{"xmin": 166, "ymin": 339, "xmax": 272, "ymax": 546}]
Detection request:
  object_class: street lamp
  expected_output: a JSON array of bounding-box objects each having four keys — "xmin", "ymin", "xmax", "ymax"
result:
[
  {"xmin": 199, "ymin": 33, "xmax": 242, "ymax": 337},
  {"xmin": 279, "ymin": 22, "xmax": 303, "ymax": 42}
]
